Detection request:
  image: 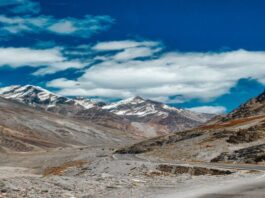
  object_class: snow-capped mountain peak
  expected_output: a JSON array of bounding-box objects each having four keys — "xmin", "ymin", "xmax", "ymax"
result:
[
  {"xmin": 102, "ymin": 96, "xmax": 158, "ymax": 116},
  {"xmin": 102, "ymin": 96, "xmax": 145, "ymax": 110},
  {"xmin": 103, "ymin": 96, "xmax": 183, "ymax": 118},
  {"xmin": 0, "ymin": 85, "xmax": 62, "ymax": 105},
  {"xmin": 0, "ymin": 85, "xmax": 98, "ymax": 110},
  {"xmin": 102, "ymin": 96, "xmax": 214, "ymax": 123},
  {"xmin": 73, "ymin": 97, "xmax": 105, "ymax": 109}
]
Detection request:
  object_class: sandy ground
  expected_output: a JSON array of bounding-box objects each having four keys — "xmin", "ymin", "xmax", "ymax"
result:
[{"xmin": 0, "ymin": 146, "xmax": 264, "ymax": 198}]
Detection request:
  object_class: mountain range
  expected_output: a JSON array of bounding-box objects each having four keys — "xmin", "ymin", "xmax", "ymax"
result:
[{"xmin": 0, "ymin": 85, "xmax": 214, "ymax": 138}]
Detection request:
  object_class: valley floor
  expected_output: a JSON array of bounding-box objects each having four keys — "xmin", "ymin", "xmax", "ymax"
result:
[{"xmin": 0, "ymin": 146, "xmax": 264, "ymax": 198}]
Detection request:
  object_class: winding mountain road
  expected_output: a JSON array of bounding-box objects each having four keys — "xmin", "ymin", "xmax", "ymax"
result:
[
  {"xmin": 113, "ymin": 153, "xmax": 265, "ymax": 171},
  {"xmin": 113, "ymin": 153, "xmax": 265, "ymax": 198}
]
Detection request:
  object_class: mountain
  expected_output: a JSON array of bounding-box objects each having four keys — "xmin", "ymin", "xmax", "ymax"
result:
[
  {"xmin": 116, "ymin": 89, "xmax": 265, "ymax": 164},
  {"xmin": 0, "ymin": 85, "xmax": 137, "ymax": 136},
  {"xmin": 225, "ymin": 90, "xmax": 265, "ymax": 120},
  {"xmin": 103, "ymin": 96, "xmax": 214, "ymax": 136},
  {"xmin": 0, "ymin": 97, "xmax": 135, "ymax": 153},
  {"xmin": 0, "ymin": 85, "xmax": 214, "ymax": 137},
  {"xmin": 0, "ymin": 85, "xmax": 101, "ymax": 112}
]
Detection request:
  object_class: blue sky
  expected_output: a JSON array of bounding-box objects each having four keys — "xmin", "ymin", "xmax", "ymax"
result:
[{"xmin": 0, "ymin": 0, "xmax": 265, "ymax": 114}]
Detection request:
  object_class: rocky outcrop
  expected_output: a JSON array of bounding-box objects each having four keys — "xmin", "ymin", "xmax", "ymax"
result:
[
  {"xmin": 211, "ymin": 144, "xmax": 265, "ymax": 164},
  {"xmin": 225, "ymin": 90, "xmax": 265, "ymax": 120}
]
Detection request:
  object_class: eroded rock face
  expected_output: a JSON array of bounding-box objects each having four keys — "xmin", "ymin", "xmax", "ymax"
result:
[
  {"xmin": 157, "ymin": 164, "xmax": 233, "ymax": 176},
  {"xmin": 211, "ymin": 144, "xmax": 265, "ymax": 164},
  {"xmin": 226, "ymin": 90, "xmax": 265, "ymax": 120},
  {"xmin": 0, "ymin": 127, "xmax": 34, "ymax": 152},
  {"xmin": 0, "ymin": 97, "xmax": 135, "ymax": 152},
  {"xmin": 205, "ymin": 123, "xmax": 265, "ymax": 145},
  {"xmin": 115, "ymin": 130, "xmax": 203, "ymax": 154},
  {"xmin": 226, "ymin": 126, "xmax": 265, "ymax": 144}
]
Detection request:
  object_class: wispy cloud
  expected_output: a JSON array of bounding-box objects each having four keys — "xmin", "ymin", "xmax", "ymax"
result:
[
  {"xmin": 0, "ymin": 0, "xmax": 114, "ymax": 38},
  {"xmin": 0, "ymin": 47, "xmax": 85, "ymax": 75},
  {"xmin": 0, "ymin": 0, "xmax": 40, "ymax": 14},
  {"xmin": 188, "ymin": 106, "xmax": 227, "ymax": 114},
  {"xmin": 93, "ymin": 40, "xmax": 162, "ymax": 61},
  {"xmin": 0, "ymin": 15, "xmax": 114, "ymax": 38},
  {"xmin": 92, "ymin": 40, "xmax": 160, "ymax": 51}
]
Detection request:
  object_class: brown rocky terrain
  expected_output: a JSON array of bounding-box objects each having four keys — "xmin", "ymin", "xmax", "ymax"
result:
[
  {"xmin": 0, "ymin": 97, "xmax": 136, "ymax": 153},
  {"xmin": 224, "ymin": 90, "xmax": 265, "ymax": 120},
  {"xmin": 211, "ymin": 143, "xmax": 265, "ymax": 163},
  {"xmin": 116, "ymin": 90, "xmax": 265, "ymax": 165}
]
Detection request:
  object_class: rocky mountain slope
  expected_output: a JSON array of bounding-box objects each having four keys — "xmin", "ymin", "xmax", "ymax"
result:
[
  {"xmin": 116, "ymin": 89, "xmax": 265, "ymax": 164},
  {"xmin": 0, "ymin": 85, "xmax": 213, "ymax": 137},
  {"xmin": 0, "ymin": 85, "xmax": 103, "ymax": 112},
  {"xmin": 0, "ymin": 97, "xmax": 135, "ymax": 153},
  {"xmin": 103, "ymin": 96, "xmax": 213, "ymax": 136},
  {"xmin": 225, "ymin": 90, "xmax": 265, "ymax": 120},
  {"xmin": 0, "ymin": 85, "xmax": 139, "ymax": 136}
]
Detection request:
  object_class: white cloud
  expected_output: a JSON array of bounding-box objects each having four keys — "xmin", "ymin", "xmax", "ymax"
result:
[
  {"xmin": 47, "ymin": 78, "xmax": 79, "ymax": 88},
  {"xmin": 48, "ymin": 21, "xmax": 77, "ymax": 34},
  {"xmin": 47, "ymin": 43, "xmax": 265, "ymax": 103},
  {"xmin": 92, "ymin": 40, "xmax": 162, "ymax": 61},
  {"xmin": 92, "ymin": 40, "xmax": 160, "ymax": 51},
  {"xmin": 0, "ymin": 47, "xmax": 85, "ymax": 75},
  {"xmin": 0, "ymin": 15, "xmax": 114, "ymax": 38},
  {"xmin": 188, "ymin": 106, "xmax": 227, "ymax": 114},
  {"xmin": 0, "ymin": 47, "xmax": 62, "ymax": 66}
]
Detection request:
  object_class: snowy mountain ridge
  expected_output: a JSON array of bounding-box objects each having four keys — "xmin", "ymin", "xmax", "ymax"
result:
[
  {"xmin": 0, "ymin": 85, "xmax": 215, "ymax": 137},
  {"xmin": 0, "ymin": 85, "xmax": 99, "ymax": 110}
]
